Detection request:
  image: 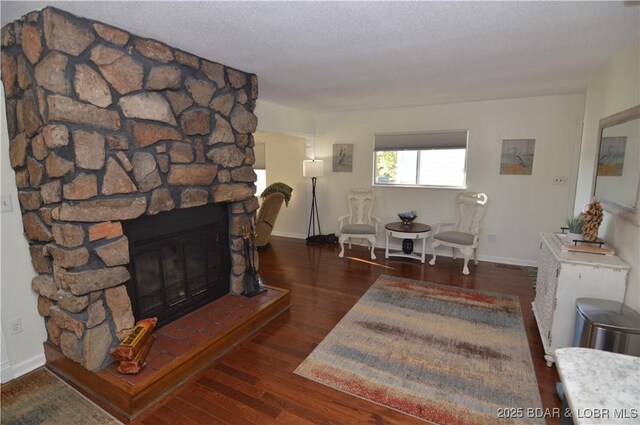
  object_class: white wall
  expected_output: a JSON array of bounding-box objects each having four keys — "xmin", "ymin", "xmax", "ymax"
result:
[
  {"xmin": 254, "ymin": 101, "xmax": 318, "ymax": 241},
  {"xmin": 255, "ymin": 99, "xmax": 316, "ymax": 136},
  {"xmin": 0, "ymin": 87, "xmax": 47, "ymax": 381},
  {"xmin": 575, "ymin": 39, "xmax": 640, "ymax": 311},
  {"xmin": 315, "ymin": 94, "xmax": 586, "ymax": 265},
  {"xmin": 254, "ymin": 131, "xmax": 308, "ymax": 239}
]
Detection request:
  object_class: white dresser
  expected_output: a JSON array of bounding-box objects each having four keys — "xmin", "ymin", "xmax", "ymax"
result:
[{"xmin": 532, "ymin": 233, "xmax": 630, "ymax": 366}]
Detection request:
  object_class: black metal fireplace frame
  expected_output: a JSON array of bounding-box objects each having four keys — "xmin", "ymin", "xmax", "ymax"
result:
[{"xmin": 122, "ymin": 203, "xmax": 231, "ymax": 328}]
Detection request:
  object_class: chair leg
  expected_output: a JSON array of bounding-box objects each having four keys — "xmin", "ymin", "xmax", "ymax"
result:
[
  {"xmin": 473, "ymin": 247, "xmax": 479, "ymax": 265},
  {"xmin": 429, "ymin": 241, "xmax": 440, "ymax": 266},
  {"xmin": 461, "ymin": 247, "xmax": 473, "ymax": 275},
  {"xmin": 338, "ymin": 235, "xmax": 347, "ymax": 258},
  {"xmin": 367, "ymin": 236, "xmax": 376, "ymax": 260},
  {"xmin": 452, "ymin": 247, "xmax": 457, "ymax": 260}
]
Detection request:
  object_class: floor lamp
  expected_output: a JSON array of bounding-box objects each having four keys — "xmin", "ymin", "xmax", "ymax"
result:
[{"xmin": 303, "ymin": 159, "xmax": 324, "ymax": 242}]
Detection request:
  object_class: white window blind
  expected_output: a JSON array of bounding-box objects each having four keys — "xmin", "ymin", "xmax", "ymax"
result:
[
  {"xmin": 374, "ymin": 130, "xmax": 468, "ymax": 151},
  {"xmin": 373, "ymin": 130, "xmax": 468, "ymax": 188}
]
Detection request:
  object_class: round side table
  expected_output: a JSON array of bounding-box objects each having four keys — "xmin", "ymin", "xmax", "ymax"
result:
[{"xmin": 384, "ymin": 222, "xmax": 431, "ymax": 263}]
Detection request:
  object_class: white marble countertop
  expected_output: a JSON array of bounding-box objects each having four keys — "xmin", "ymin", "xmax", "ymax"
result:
[{"xmin": 555, "ymin": 348, "xmax": 640, "ymax": 425}]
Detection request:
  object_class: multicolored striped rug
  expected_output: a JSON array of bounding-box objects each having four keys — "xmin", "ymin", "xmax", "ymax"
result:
[{"xmin": 295, "ymin": 275, "xmax": 544, "ymax": 425}]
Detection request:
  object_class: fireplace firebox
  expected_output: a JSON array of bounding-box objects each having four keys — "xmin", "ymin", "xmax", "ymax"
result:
[{"xmin": 123, "ymin": 204, "xmax": 230, "ymax": 327}]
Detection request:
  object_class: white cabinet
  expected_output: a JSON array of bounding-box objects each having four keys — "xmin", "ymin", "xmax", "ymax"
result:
[{"xmin": 532, "ymin": 233, "xmax": 629, "ymax": 366}]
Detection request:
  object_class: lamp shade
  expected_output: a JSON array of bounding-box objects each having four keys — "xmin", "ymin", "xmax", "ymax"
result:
[{"xmin": 303, "ymin": 159, "xmax": 324, "ymax": 178}]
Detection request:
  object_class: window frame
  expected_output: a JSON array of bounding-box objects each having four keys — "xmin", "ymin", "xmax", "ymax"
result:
[{"xmin": 372, "ymin": 130, "xmax": 469, "ymax": 189}]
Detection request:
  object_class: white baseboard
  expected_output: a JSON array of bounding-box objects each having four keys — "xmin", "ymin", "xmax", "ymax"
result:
[
  {"xmin": 7, "ymin": 353, "xmax": 45, "ymax": 381},
  {"xmin": 1, "ymin": 360, "xmax": 14, "ymax": 383},
  {"xmin": 476, "ymin": 255, "xmax": 538, "ymax": 268},
  {"xmin": 271, "ymin": 231, "xmax": 306, "ymax": 240}
]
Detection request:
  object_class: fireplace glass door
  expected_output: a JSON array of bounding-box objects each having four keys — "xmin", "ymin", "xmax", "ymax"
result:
[{"xmin": 123, "ymin": 204, "xmax": 230, "ymax": 327}]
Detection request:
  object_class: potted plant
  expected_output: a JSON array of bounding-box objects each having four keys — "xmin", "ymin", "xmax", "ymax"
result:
[{"xmin": 565, "ymin": 215, "xmax": 584, "ymax": 244}]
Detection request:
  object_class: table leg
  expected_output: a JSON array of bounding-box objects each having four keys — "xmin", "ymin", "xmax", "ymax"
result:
[
  {"xmin": 385, "ymin": 233, "xmax": 389, "ymax": 259},
  {"xmin": 420, "ymin": 237, "xmax": 426, "ymax": 263}
]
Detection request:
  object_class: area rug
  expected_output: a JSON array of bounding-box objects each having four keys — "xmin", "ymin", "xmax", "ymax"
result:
[
  {"xmin": 295, "ymin": 275, "xmax": 544, "ymax": 425},
  {"xmin": 1, "ymin": 368, "xmax": 121, "ymax": 425}
]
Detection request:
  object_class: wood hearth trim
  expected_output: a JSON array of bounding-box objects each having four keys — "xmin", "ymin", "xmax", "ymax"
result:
[{"xmin": 45, "ymin": 286, "xmax": 290, "ymax": 423}]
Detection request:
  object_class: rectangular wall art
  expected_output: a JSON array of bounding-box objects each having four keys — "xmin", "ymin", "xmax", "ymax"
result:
[
  {"xmin": 500, "ymin": 139, "xmax": 535, "ymax": 175},
  {"xmin": 333, "ymin": 143, "xmax": 353, "ymax": 172},
  {"xmin": 597, "ymin": 136, "xmax": 626, "ymax": 176}
]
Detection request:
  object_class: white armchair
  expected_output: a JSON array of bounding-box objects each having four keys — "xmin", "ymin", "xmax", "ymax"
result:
[
  {"xmin": 338, "ymin": 188, "xmax": 380, "ymax": 260},
  {"xmin": 429, "ymin": 192, "xmax": 488, "ymax": 275}
]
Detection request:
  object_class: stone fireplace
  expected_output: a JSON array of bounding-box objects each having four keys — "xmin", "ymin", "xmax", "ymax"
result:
[{"xmin": 1, "ymin": 7, "xmax": 260, "ymax": 371}]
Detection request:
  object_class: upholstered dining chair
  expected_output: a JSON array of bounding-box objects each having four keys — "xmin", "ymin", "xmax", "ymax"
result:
[
  {"xmin": 429, "ymin": 192, "xmax": 488, "ymax": 275},
  {"xmin": 338, "ymin": 188, "xmax": 380, "ymax": 260}
]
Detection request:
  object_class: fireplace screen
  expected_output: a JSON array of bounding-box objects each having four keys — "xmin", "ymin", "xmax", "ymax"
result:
[{"xmin": 123, "ymin": 204, "xmax": 230, "ymax": 327}]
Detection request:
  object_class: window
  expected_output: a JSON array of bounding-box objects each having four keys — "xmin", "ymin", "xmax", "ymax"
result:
[
  {"xmin": 254, "ymin": 143, "xmax": 267, "ymax": 196},
  {"xmin": 255, "ymin": 169, "xmax": 267, "ymax": 197},
  {"xmin": 374, "ymin": 130, "xmax": 468, "ymax": 188}
]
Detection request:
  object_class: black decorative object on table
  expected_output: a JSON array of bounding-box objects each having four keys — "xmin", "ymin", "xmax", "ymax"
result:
[
  {"xmin": 242, "ymin": 224, "xmax": 267, "ymax": 298},
  {"xmin": 402, "ymin": 239, "xmax": 414, "ymax": 254},
  {"xmin": 398, "ymin": 211, "xmax": 417, "ymax": 225}
]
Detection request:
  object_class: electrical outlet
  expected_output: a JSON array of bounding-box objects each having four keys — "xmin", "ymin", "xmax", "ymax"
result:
[
  {"xmin": 487, "ymin": 234, "xmax": 497, "ymax": 242},
  {"xmin": 8, "ymin": 318, "xmax": 23, "ymax": 335},
  {"xmin": 1, "ymin": 195, "xmax": 12, "ymax": 213},
  {"xmin": 553, "ymin": 177, "xmax": 568, "ymax": 185}
]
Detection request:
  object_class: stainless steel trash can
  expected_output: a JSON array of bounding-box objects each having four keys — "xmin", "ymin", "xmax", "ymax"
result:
[{"xmin": 573, "ymin": 298, "xmax": 640, "ymax": 356}]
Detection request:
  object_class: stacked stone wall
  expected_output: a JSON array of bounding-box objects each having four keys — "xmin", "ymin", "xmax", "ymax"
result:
[{"xmin": 1, "ymin": 7, "xmax": 259, "ymax": 370}]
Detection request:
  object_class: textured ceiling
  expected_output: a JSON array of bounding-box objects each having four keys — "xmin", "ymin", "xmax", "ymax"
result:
[{"xmin": 1, "ymin": 1, "xmax": 639, "ymax": 112}]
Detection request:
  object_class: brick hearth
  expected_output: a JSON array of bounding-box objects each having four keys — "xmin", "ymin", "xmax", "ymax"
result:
[{"xmin": 45, "ymin": 286, "xmax": 290, "ymax": 422}]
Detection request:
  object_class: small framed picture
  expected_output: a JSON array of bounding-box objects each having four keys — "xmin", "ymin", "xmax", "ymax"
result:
[
  {"xmin": 597, "ymin": 136, "xmax": 626, "ymax": 176},
  {"xmin": 500, "ymin": 139, "xmax": 535, "ymax": 175},
  {"xmin": 332, "ymin": 143, "xmax": 353, "ymax": 172}
]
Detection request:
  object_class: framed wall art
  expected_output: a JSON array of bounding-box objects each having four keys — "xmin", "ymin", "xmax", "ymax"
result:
[
  {"xmin": 500, "ymin": 139, "xmax": 535, "ymax": 175},
  {"xmin": 597, "ymin": 136, "xmax": 626, "ymax": 176},
  {"xmin": 333, "ymin": 143, "xmax": 353, "ymax": 172}
]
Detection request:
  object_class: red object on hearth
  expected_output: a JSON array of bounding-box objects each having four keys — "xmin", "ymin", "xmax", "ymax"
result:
[
  {"xmin": 111, "ymin": 317, "xmax": 157, "ymax": 361},
  {"xmin": 117, "ymin": 334, "xmax": 157, "ymax": 374}
]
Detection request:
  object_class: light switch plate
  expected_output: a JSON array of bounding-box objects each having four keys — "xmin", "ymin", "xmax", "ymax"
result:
[{"xmin": 1, "ymin": 195, "xmax": 13, "ymax": 213}]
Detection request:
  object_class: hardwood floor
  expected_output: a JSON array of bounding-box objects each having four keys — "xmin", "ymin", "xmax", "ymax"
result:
[{"xmin": 133, "ymin": 236, "xmax": 561, "ymax": 425}]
